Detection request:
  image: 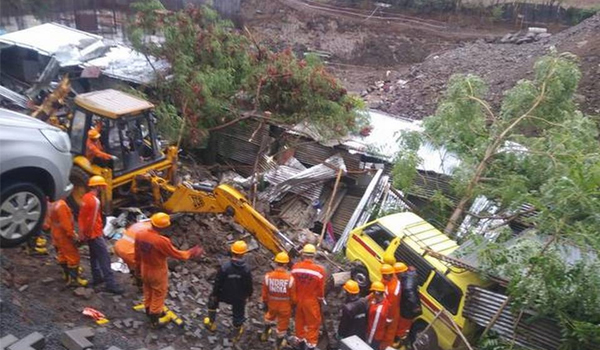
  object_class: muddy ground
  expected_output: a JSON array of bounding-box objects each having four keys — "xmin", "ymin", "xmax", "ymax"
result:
[{"xmin": 1, "ymin": 213, "xmax": 347, "ymax": 350}]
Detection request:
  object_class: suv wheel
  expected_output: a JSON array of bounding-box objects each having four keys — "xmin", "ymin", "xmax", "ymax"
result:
[
  {"xmin": 0, "ymin": 182, "xmax": 47, "ymax": 247},
  {"xmin": 350, "ymin": 263, "xmax": 371, "ymax": 295}
]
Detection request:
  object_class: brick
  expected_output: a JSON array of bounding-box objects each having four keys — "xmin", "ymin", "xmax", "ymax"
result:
[
  {"xmin": 113, "ymin": 320, "xmax": 123, "ymax": 329},
  {"xmin": 61, "ymin": 327, "xmax": 94, "ymax": 350},
  {"xmin": 159, "ymin": 347, "xmax": 174, "ymax": 350},
  {"xmin": 17, "ymin": 285, "xmax": 29, "ymax": 292},
  {"xmin": 132, "ymin": 321, "xmax": 143, "ymax": 329},
  {"xmin": 122, "ymin": 318, "xmax": 133, "ymax": 328},
  {"xmin": 340, "ymin": 335, "xmax": 372, "ymax": 350},
  {"xmin": 0, "ymin": 334, "xmax": 18, "ymax": 350},
  {"xmin": 7, "ymin": 332, "xmax": 45, "ymax": 350},
  {"xmin": 106, "ymin": 347, "xmax": 122, "ymax": 350},
  {"xmin": 223, "ymin": 339, "xmax": 232, "ymax": 347},
  {"xmin": 207, "ymin": 336, "xmax": 218, "ymax": 345}
]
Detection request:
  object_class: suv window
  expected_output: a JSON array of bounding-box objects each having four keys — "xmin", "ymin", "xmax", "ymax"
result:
[
  {"xmin": 70, "ymin": 110, "xmax": 87, "ymax": 154},
  {"xmin": 394, "ymin": 242, "xmax": 433, "ymax": 286},
  {"xmin": 364, "ymin": 224, "xmax": 394, "ymax": 249},
  {"xmin": 427, "ymin": 272, "xmax": 462, "ymax": 315}
]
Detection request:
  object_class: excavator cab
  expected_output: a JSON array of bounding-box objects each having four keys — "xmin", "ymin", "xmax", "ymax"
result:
[{"xmin": 66, "ymin": 89, "xmax": 178, "ymax": 212}]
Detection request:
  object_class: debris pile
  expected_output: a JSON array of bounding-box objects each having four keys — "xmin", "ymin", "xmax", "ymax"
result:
[{"xmin": 498, "ymin": 27, "xmax": 552, "ymax": 45}]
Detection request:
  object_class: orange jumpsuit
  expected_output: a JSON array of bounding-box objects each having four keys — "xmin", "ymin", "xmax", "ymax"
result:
[
  {"xmin": 382, "ymin": 276, "xmax": 401, "ymax": 348},
  {"xmin": 47, "ymin": 200, "xmax": 80, "ymax": 267},
  {"xmin": 78, "ymin": 192, "xmax": 103, "ymax": 240},
  {"xmin": 114, "ymin": 222, "xmax": 148, "ymax": 269},
  {"xmin": 367, "ymin": 297, "xmax": 391, "ymax": 349},
  {"xmin": 134, "ymin": 228, "xmax": 193, "ymax": 314},
  {"xmin": 291, "ymin": 259, "xmax": 326, "ymax": 347},
  {"xmin": 86, "ymin": 138, "xmax": 112, "ymax": 162},
  {"xmin": 262, "ymin": 267, "xmax": 296, "ymax": 336}
]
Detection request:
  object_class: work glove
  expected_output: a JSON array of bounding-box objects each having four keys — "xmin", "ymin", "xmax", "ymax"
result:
[
  {"xmin": 111, "ymin": 155, "xmax": 118, "ymax": 160},
  {"xmin": 189, "ymin": 245, "xmax": 204, "ymax": 258}
]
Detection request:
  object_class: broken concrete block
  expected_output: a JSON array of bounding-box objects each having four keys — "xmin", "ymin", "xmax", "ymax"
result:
[
  {"xmin": 113, "ymin": 320, "xmax": 123, "ymax": 329},
  {"xmin": 61, "ymin": 327, "xmax": 94, "ymax": 350},
  {"xmin": 207, "ymin": 336, "xmax": 218, "ymax": 344},
  {"xmin": 17, "ymin": 285, "xmax": 29, "ymax": 292},
  {"xmin": 122, "ymin": 318, "xmax": 133, "ymax": 328},
  {"xmin": 73, "ymin": 287, "xmax": 93, "ymax": 299},
  {"xmin": 0, "ymin": 334, "xmax": 18, "ymax": 350},
  {"xmin": 41, "ymin": 278, "xmax": 54, "ymax": 284},
  {"xmin": 106, "ymin": 347, "xmax": 122, "ymax": 350},
  {"xmin": 223, "ymin": 339, "xmax": 232, "ymax": 347},
  {"xmin": 340, "ymin": 335, "xmax": 371, "ymax": 350},
  {"xmin": 7, "ymin": 332, "xmax": 45, "ymax": 350},
  {"xmin": 159, "ymin": 347, "xmax": 174, "ymax": 350},
  {"xmin": 132, "ymin": 321, "xmax": 143, "ymax": 329}
]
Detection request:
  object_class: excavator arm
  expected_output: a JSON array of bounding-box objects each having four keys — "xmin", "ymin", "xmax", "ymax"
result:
[{"xmin": 146, "ymin": 176, "xmax": 296, "ymax": 256}]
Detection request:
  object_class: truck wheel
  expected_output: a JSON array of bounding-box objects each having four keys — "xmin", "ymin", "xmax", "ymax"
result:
[
  {"xmin": 0, "ymin": 182, "xmax": 47, "ymax": 248},
  {"xmin": 350, "ymin": 263, "xmax": 371, "ymax": 295},
  {"xmin": 68, "ymin": 166, "xmax": 89, "ymax": 213},
  {"xmin": 410, "ymin": 321, "xmax": 439, "ymax": 350}
]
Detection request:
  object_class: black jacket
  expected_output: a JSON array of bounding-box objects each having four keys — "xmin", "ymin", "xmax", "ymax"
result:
[
  {"xmin": 212, "ymin": 259, "xmax": 253, "ymax": 304},
  {"xmin": 400, "ymin": 270, "xmax": 422, "ymax": 318},
  {"xmin": 337, "ymin": 296, "xmax": 368, "ymax": 341}
]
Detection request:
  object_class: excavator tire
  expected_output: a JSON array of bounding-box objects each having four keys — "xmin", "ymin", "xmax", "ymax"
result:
[{"xmin": 67, "ymin": 166, "xmax": 90, "ymax": 213}]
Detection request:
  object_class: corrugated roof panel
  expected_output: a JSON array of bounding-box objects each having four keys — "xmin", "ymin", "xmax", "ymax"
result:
[
  {"xmin": 331, "ymin": 195, "xmax": 361, "ymax": 237},
  {"xmin": 75, "ymin": 89, "xmax": 154, "ymax": 118}
]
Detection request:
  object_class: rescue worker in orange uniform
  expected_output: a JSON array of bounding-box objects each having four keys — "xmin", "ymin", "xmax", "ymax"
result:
[
  {"xmin": 261, "ymin": 251, "xmax": 296, "ymax": 349},
  {"xmin": 367, "ymin": 281, "xmax": 392, "ymax": 350},
  {"xmin": 47, "ymin": 199, "xmax": 88, "ymax": 287},
  {"xmin": 86, "ymin": 128, "xmax": 117, "ymax": 167},
  {"xmin": 291, "ymin": 244, "xmax": 327, "ymax": 350},
  {"xmin": 134, "ymin": 212, "xmax": 203, "ymax": 328},
  {"xmin": 394, "ymin": 263, "xmax": 422, "ymax": 348},
  {"xmin": 381, "ymin": 264, "xmax": 401, "ymax": 349},
  {"xmin": 78, "ymin": 175, "xmax": 124, "ymax": 294}
]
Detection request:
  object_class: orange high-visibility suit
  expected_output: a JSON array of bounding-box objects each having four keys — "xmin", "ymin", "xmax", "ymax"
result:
[
  {"xmin": 134, "ymin": 228, "xmax": 193, "ymax": 314},
  {"xmin": 367, "ymin": 297, "xmax": 391, "ymax": 349},
  {"xmin": 78, "ymin": 192, "xmax": 103, "ymax": 240},
  {"xmin": 47, "ymin": 200, "xmax": 80, "ymax": 267},
  {"xmin": 291, "ymin": 260, "xmax": 326, "ymax": 347},
  {"xmin": 86, "ymin": 138, "xmax": 112, "ymax": 162},
  {"xmin": 114, "ymin": 222, "xmax": 148, "ymax": 269},
  {"xmin": 262, "ymin": 267, "xmax": 296, "ymax": 336},
  {"xmin": 382, "ymin": 276, "xmax": 401, "ymax": 348}
]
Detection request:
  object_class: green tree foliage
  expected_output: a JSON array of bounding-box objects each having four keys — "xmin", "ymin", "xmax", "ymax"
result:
[
  {"xmin": 392, "ymin": 52, "xmax": 600, "ymax": 348},
  {"xmin": 129, "ymin": 1, "xmax": 366, "ymax": 147}
]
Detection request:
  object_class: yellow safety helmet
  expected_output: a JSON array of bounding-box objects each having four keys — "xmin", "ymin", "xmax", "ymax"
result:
[
  {"xmin": 88, "ymin": 175, "xmax": 107, "ymax": 187},
  {"xmin": 370, "ymin": 281, "xmax": 385, "ymax": 292},
  {"xmin": 302, "ymin": 244, "xmax": 316, "ymax": 255},
  {"xmin": 343, "ymin": 280, "xmax": 360, "ymax": 295},
  {"xmin": 231, "ymin": 240, "xmax": 248, "ymax": 255},
  {"xmin": 274, "ymin": 252, "xmax": 290, "ymax": 264},
  {"xmin": 151, "ymin": 212, "xmax": 171, "ymax": 228},
  {"xmin": 394, "ymin": 262, "xmax": 408, "ymax": 274},
  {"xmin": 380, "ymin": 263, "xmax": 394, "ymax": 275},
  {"xmin": 88, "ymin": 129, "xmax": 101, "ymax": 140}
]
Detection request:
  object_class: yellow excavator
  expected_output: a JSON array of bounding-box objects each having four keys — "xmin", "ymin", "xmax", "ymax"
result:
[{"xmin": 31, "ymin": 84, "xmax": 295, "ymax": 256}]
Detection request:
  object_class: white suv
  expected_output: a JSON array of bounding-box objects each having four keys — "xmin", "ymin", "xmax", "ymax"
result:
[{"xmin": 0, "ymin": 108, "xmax": 73, "ymax": 247}]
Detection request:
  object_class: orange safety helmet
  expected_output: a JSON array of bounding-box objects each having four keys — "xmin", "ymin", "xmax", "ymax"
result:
[
  {"xmin": 151, "ymin": 212, "xmax": 171, "ymax": 228},
  {"xmin": 88, "ymin": 175, "xmax": 107, "ymax": 187},
  {"xmin": 394, "ymin": 262, "xmax": 408, "ymax": 274},
  {"xmin": 231, "ymin": 240, "xmax": 248, "ymax": 255},
  {"xmin": 274, "ymin": 252, "xmax": 290, "ymax": 264},
  {"xmin": 380, "ymin": 263, "xmax": 394, "ymax": 275},
  {"xmin": 343, "ymin": 280, "xmax": 360, "ymax": 295},
  {"xmin": 88, "ymin": 129, "xmax": 101, "ymax": 140},
  {"xmin": 370, "ymin": 281, "xmax": 385, "ymax": 292}
]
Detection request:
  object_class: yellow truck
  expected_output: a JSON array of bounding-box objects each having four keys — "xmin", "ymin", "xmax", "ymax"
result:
[{"xmin": 345, "ymin": 212, "xmax": 489, "ymax": 350}]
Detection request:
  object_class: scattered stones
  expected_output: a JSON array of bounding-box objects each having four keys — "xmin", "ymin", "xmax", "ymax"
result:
[
  {"xmin": 73, "ymin": 287, "xmax": 93, "ymax": 299},
  {"xmin": 7, "ymin": 332, "xmax": 45, "ymax": 350}
]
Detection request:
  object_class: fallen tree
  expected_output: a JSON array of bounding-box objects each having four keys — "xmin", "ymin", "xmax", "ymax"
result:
[
  {"xmin": 128, "ymin": 1, "xmax": 367, "ymax": 147},
  {"xmin": 393, "ymin": 51, "xmax": 600, "ymax": 349}
]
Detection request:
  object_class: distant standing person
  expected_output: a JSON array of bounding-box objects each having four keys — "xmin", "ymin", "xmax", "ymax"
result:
[
  {"xmin": 291, "ymin": 244, "xmax": 327, "ymax": 350},
  {"xmin": 367, "ymin": 281, "xmax": 392, "ymax": 350},
  {"xmin": 260, "ymin": 252, "xmax": 296, "ymax": 350},
  {"xmin": 134, "ymin": 213, "xmax": 203, "ymax": 328},
  {"xmin": 395, "ymin": 264, "xmax": 422, "ymax": 348},
  {"xmin": 78, "ymin": 175, "xmax": 123, "ymax": 294},
  {"xmin": 337, "ymin": 279, "xmax": 368, "ymax": 341},
  {"xmin": 204, "ymin": 240, "xmax": 254, "ymax": 342}
]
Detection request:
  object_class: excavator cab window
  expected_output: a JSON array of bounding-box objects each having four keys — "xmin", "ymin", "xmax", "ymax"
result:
[
  {"xmin": 111, "ymin": 113, "xmax": 161, "ymax": 175},
  {"xmin": 69, "ymin": 110, "xmax": 87, "ymax": 154}
]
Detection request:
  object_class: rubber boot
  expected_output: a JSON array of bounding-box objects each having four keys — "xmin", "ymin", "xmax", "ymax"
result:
[
  {"xmin": 203, "ymin": 308, "xmax": 217, "ymax": 332},
  {"xmin": 259, "ymin": 324, "xmax": 272, "ymax": 342},
  {"xmin": 158, "ymin": 312, "xmax": 172, "ymax": 326},
  {"xmin": 275, "ymin": 336, "xmax": 285, "ymax": 350},
  {"xmin": 232, "ymin": 324, "xmax": 244, "ymax": 343},
  {"xmin": 133, "ymin": 303, "xmax": 146, "ymax": 312},
  {"xmin": 59, "ymin": 263, "xmax": 69, "ymax": 281},
  {"xmin": 68, "ymin": 267, "xmax": 88, "ymax": 287},
  {"xmin": 148, "ymin": 313, "xmax": 160, "ymax": 328}
]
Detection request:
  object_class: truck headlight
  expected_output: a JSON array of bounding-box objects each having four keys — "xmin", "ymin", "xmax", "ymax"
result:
[{"xmin": 41, "ymin": 129, "xmax": 71, "ymax": 153}]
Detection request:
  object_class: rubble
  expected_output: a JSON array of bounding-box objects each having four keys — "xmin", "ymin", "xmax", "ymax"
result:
[
  {"xmin": 7, "ymin": 332, "xmax": 45, "ymax": 350},
  {"xmin": 60, "ymin": 328, "xmax": 94, "ymax": 350}
]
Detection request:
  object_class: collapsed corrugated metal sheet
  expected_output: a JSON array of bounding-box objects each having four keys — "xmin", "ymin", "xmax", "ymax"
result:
[
  {"xmin": 260, "ymin": 154, "xmax": 346, "ymax": 203},
  {"xmin": 279, "ymin": 196, "xmax": 317, "ymax": 229},
  {"xmin": 331, "ymin": 194, "xmax": 361, "ymax": 238},
  {"xmin": 215, "ymin": 120, "xmax": 270, "ymax": 167},
  {"xmin": 262, "ymin": 164, "xmax": 324, "ymax": 202},
  {"xmin": 464, "ymin": 286, "xmax": 564, "ymax": 350}
]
